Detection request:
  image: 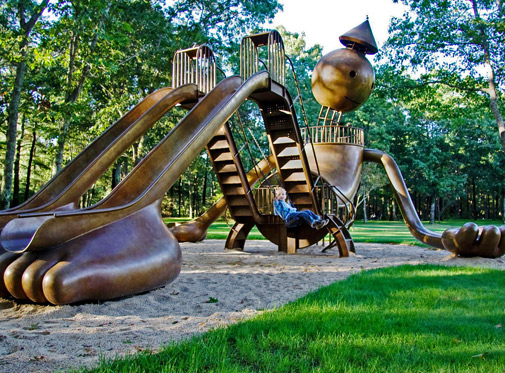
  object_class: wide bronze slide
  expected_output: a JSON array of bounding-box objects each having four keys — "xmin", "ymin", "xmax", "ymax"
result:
[
  {"xmin": 0, "ymin": 85, "xmax": 198, "ymax": 230},
  {"xmin": 1, "ymin": 72, "xmax": 271, "ymax": 304}
]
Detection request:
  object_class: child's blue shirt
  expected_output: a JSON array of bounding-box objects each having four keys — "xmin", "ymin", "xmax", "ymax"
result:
[{"xmin": 273, "ymin": 200, "xmax": 297, "ymax": 220}]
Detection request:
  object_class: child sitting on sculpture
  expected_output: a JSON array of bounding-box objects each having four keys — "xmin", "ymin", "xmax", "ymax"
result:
[{"xmin": 273, "ymin": 187, "xmax": 329, "ymax": 230}]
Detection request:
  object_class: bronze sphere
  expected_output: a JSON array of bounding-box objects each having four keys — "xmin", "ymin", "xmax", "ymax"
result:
[{"xmin": 311, "ymin": 48, "xmax": 375, "ymax": 113}]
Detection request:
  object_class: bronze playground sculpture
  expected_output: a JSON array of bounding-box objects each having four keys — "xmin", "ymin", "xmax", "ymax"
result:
[{"xmin": 1, "ymin": 25, "xmax": 504, "ymax": 305}]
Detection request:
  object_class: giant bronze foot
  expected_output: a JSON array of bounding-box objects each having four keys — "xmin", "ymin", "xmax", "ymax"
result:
[
  {"xmin": 441, "ymin": 222, "xmax": 505, "ymax": 258},
  {"xmin": 2, "ymin": 205, "xmax": 181, "ymax": 305}
]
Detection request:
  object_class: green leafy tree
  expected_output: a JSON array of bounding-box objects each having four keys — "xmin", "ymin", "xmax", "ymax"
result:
[
  {"xmin": 384, "ymin": 0, "xmax": 505, "ymax": 152},
  {"xmin": 0, "ymin": 0, "xmax": 49, "ymax": 209}
]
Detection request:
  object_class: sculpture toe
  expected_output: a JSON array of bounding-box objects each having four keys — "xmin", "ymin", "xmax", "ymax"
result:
[
  {"xmin": 0, "ymin": 251, "xmax": 21, "ymax": 297},
  {"xmin": 22, "ymin": 250, "xmax": 64, "ymax": 303},
  {"xmin": 4, "ymin": 253, "xmax": 38, "ymax": 299}
]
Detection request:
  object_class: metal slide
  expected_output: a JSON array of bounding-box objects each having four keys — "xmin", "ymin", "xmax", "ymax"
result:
[
  {"xmin": 1, "ymin": 72, "xmax": 271, "ymax": 304},
  {"xmin": 0, "ymin": 84, "xmax": 199, "ymax": 230}
]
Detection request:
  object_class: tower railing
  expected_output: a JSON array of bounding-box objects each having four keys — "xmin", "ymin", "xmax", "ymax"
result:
[
  {"xmin": 172, "ymin": 45, "xmax": 216, "ymax": 93},
  {"xmin": 240, "ymin": 30, "xmax": 285, "ymax": 85},
  {"xmin": 300, "ymin": 125, "xmax": 364, "ymax": 145}
]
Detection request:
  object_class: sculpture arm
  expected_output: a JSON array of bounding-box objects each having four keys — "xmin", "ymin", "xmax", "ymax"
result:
[
  {"xmin": 363, "ymin": 148, "xmax": 505, "ymax": 258},
  {"xmin": 363, "ymin": 148, "xmax": 444, "ymax": 248}
]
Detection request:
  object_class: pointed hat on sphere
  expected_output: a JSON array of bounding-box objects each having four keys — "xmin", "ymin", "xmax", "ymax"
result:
[{"xmin": 339, "ymin": 19, "xmax": 378, "ymax": 55}]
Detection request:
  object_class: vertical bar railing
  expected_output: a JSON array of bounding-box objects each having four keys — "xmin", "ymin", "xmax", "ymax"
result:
[{"xmin": 172, "ymin": 45, "xmax": 217, "ymax": 94}]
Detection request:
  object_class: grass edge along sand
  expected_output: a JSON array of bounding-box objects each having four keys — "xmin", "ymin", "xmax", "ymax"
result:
[
  {"xmin": 85, "ymin": 265, "xmax": 505, "ymax": 372},
  {"xmin": 167, "ymin": 219, "xmax": 504, "ymax": 246}
]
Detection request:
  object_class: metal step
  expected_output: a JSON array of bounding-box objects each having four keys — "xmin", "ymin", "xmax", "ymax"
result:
[
  {"xmin": 285, "ymin": 184, "xmax": 309, "ymax": 194},
  {"xmin": 213, "ymin": 152, "xmax": 233, "ymax": 162},
  {"xmin": 222, "ymin": 185, "xmax": 245, "ymax": 195},
  {"xmin": 279, "ymin": 159, "xmax": 303, "ymax": 170},
  {"xmin": 208, "ymin": 139, "xmax": 229, "ymax": 150},
  {"xmin": 272, "ymin": 135, "xmax": 295, "ymax": 145},
  {"xmin": 215, "ymin": 162, "xmax": 237, "ymax": 173},
  {"xmin": 284, "ymin": 172, "xmax": 306, "ymax": 182},
  {"xmin": 220, "ymin": 175, "xmax": 241, "ymax": 184},
  {"xmin": 227, "ymin": 196, "xmax": 249, "ymax": 206},
  {"xmin": 276, "ymin": 146, "xmax": 299, "ymax": 157}
]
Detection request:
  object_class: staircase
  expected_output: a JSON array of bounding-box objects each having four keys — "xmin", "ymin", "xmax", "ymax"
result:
[
  {"xmin": 206, "ymin": 123, "xmax": 258, "ymax": 250},
  {"xmin": 250, "ymin": 82, "xmax": 317, "ymax": 213}
]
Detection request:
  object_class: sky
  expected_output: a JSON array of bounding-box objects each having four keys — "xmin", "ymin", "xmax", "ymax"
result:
[{"xmin": 266, "ymin": 0, "xmax": 409, "ymax": 55}]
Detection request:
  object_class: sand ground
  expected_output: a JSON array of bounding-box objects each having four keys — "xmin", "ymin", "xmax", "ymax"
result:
[{"xmin": 1, "ymin": 240, "xmax": 504, "ymax": 372}]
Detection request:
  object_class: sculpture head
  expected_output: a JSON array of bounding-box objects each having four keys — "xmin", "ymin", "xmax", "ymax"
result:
[{"xmin": 311, "ymin": 20, "xmax": 377, "ymax": 113}]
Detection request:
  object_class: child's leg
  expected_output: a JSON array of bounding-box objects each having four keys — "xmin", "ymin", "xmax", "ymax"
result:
[{"xmin": 297, "ymin": 210, "xmax": 321, "ymax": 227}]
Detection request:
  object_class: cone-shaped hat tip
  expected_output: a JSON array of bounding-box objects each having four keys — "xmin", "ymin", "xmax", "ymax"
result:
[{"xmin": 339, "ymin": 19, "xmax": 378, "ymax": 55}]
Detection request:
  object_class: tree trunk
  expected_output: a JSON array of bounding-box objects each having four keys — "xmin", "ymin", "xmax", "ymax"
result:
[
  {"xmin": 12, "ymin": 115, "xmax": 26, "ymax": 207},
  {"xmin": 54, "ymin": 117, "xmax": 71, "ymax": 173},
  {"xmin": 24, "ymin": 128, "xmax": 37, "ymax": 202},
  {"xmin": 178, "ymin": 177, "xmax": 182, "ymax": 217},
  {"xmin": 363, "ymin": 190, "xmax": 368, "ymax": 223},
  {"xmin": 170, "ymin": 184, "xmax": 175, "ymax": 216},
  {"xmin": 2, "ymin": 60, "xmax": 26, "ymax": 209},
  {"xmin": 111, "ymin": 159, "xmax": 122, "ymax": 189},
  {"xmin": 471, "ymin": 0, "xmax": 505, "ymax": 152},
  {"xmin": 188, "ymin": 176, "xmax": 193, "ymax": 219},
  {"xmin": 53, "ymin": 6, "xmax": 105, "ymax": 172},
  {"xmin": 472, "ymin": 178, "xmax": 477, "ymax": 219},
  {"xmin": 501, "ymin": 191, "xmax": 505, "ymax": 223},
  {"xmin": 1, "ymin": 1, "xmax": 49, "ymax": 208},
  {"xmin": 202, "ymin": 165, "xmax": 208, "ymax": 209},
  {"xmin": 430, "ymin": 196, "xmax": 436, "ymax": 225},
  {"xmin": 485, "ymin": 194, "xmax": 489, "ymax": 219}
]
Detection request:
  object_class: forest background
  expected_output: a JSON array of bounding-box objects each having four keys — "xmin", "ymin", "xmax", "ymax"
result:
[{"xmin": 1, "ymin": 0, "xmax": 504, "ymax": 225}]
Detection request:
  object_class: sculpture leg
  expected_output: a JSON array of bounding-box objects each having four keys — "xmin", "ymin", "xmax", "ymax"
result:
[
  {"xmin": 4, "ymin": 252, "xmax": 39, "ymax": 300},
  {"xmin": 22, "ymin": 247, "xmax": 68, "ymax": 303},
  {"xmin": 41, "ymin": 206, "xmax": 182, "ymax": 305},
  {"xmin": 225, "ymin": 223, "xmax": 254, "ymax": 251},
  {"xmin": 442, "ymin": 223, "xmax": 505, "ymax": 258}
]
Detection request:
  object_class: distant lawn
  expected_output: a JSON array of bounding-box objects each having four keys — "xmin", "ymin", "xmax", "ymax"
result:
[
  {"xmin": 88, "ymin": 265, "xmax": 505, "ymax": 372},
  {"xmin": 165, "ymin": 218, "xmax": 504, "ymax": 246}
]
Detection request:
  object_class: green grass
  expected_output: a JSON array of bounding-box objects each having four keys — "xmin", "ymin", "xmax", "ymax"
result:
[
  {"xmin": 87, "ymin": 265, "xmax": 505, "ymax": 372},
  {"xmin": 165, "ymin": 218, "xmax": 504, "ymax": 245}
]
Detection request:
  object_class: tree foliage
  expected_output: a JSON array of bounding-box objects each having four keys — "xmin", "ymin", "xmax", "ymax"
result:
[
  {"xmin": 0, "ymin": 0, "xmax": 503, "ymax": 224},
  {"xmin": 382, "ymin": 0, "xmax": 505, "ymax": 152}
]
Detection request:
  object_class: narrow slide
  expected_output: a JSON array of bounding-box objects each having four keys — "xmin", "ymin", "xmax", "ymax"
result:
[{"xmin": 1, "ymin": 72, "xmax": 271, "ymax": 304}]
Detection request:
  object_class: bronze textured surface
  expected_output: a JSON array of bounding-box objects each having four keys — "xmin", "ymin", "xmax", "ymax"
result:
[
  {"xmin": 339, "ymin": 19, "xmax": 378, "ymax": 55},
  {"xmin": 0, "ymin": 85, "xmax": 198, "ymax": 301},
  {"xmin": 0, "ymin": 73, "xmax": 271, "ymax": 304},
  {"xmin": 305, "ymin": 143, "xmax": 363, "ymax": 203},
  {"xmin": 311, "ymin": 48, "xmax": 374, "ymax": 112}
]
